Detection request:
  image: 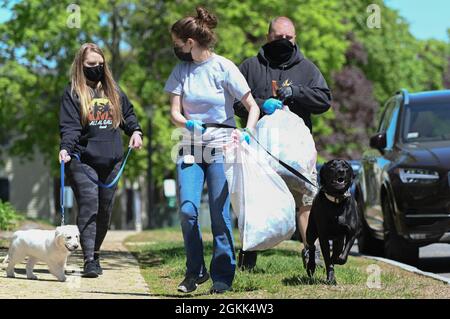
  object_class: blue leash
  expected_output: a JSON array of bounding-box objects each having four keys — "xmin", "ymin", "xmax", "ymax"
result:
[
  {"xmin": 60, "ymin": 147, "xmax": 133, "ymax": 225},
  {"xmin": 70, "ymin": 147, "xmax": 133, "ymax": 188},
  {"xmin": 60, "ymin": 160, "xmax": 65, "ymax": 226}
]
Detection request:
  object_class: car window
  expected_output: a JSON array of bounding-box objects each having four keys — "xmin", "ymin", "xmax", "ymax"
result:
[
  {"xmin": 378, "ymin": 97, "xmax": 397, "ymax": 132},
  {"xmin": 402, "ymin": 103, "xmax": 450, "ymax": 142},
  {"xmin": 385, "ymin": 105, "xmax": 400, "ymax": 149}
]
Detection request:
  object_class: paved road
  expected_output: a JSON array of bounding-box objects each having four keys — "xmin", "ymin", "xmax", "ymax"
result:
[
  {"xmin": 352, "ymin": 242, "xmax": 450, "ymax": 279},
  {"xmin": 418, "ymin": 244, "xmax": 450, "ymax": 279},
  {"xmin": 0, "ymin": 231, "xmax": 151, "ymax": 299}
]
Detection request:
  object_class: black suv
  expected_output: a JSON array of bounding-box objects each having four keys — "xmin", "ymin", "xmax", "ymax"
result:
[{"xmin": 356, "ymin": 89, "xmax": 450, "ymax": 265}]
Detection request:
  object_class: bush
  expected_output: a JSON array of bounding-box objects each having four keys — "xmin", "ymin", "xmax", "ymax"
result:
[{"xmin": 0, "ymin": 200, "xmax": 24, "ymax": 231}]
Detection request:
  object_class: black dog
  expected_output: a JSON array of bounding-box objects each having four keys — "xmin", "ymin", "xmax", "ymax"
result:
[{"xmin": 305, "ymin": 159, "xmax": 360, "ymax": 285}]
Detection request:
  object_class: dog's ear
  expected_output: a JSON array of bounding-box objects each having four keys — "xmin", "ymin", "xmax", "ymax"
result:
[
  {"xmin": 319, "ymin": 163, "xmax": 327, "ymax": 187},
  {"xmin": 55, "ymin": 226, "xmax": 62, "ymax": 237},
  {"xmin": 55, "ymin": 227, "xmax": 65, "ymax": 246}
]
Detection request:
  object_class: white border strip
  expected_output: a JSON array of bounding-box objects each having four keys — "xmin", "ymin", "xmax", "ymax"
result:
[{"xmin": 359, "ymin": 254, "xmax": 450, "ymax": 285}]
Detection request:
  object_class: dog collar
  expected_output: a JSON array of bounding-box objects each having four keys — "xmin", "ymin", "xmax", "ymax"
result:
[{"xmin": 324, "ymin": 191, "xmax": 351, "ymax": 204}]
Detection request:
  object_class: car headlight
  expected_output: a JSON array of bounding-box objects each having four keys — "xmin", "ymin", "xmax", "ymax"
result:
[{"xmin": 398, "ymin": 168, "xmax": 439, "ymax": 184}]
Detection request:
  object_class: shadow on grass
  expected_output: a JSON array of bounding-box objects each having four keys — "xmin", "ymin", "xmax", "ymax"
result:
[
  {"xmin": 282, "ymin": 275, "xmax": 330, "ymax": 286},
  {"xmin": 256, "ymin": 249, "xmax": 300, "ymax": 258},
  {"xmin": 130, "ymin": 244, "xmax": 204, "ymax": 268},
  {"xmin": 132, "ymin": 243, "xmax": 301, "ymax": 269}
]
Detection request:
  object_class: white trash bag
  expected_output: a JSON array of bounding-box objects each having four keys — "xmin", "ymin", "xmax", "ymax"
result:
[
  {"xmin": 224, "ymin": 140, "xmax": 296, "ymax": 251},
  {"xmin": 252, "ymin": 107, "xmax": 318, "ymax": 197}
]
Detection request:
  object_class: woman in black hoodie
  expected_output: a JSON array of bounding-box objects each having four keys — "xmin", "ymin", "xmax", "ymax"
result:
[{"xmin": 59, "ymin": 43, "xmax": 143, "ymax": 277}]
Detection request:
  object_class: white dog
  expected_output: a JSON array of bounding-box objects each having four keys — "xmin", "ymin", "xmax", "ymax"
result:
[{"xmin": 4, "ymin": 225, "xmax": 80, "ymax": 282}]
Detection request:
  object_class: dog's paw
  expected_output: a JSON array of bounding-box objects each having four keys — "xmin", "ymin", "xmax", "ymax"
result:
[
  {"xmin": 326, "ymin": 278, "xmax": 337, "ymax": 286},
  {"xmin": 57, "ymin": 275, "xmax": 67, "ymax": 282},
  {"xmin": 6, "ymin": 272, "xmax": 15, "ymax": 278},
  {"xmin": 27, "ymin": 274, "xmax": 38, "ymax": 280},
  {"xmin": 326, "ymin": 270, "xmax": 337, "ymax": 285},
  {"xmin": 306, "ymin": 263, "xmax": 316, "ymax": 278}
]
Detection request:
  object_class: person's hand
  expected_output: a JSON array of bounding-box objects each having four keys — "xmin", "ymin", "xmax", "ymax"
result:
[
  {"xmin": 185, "ymin": 120, "xmax": 205, "ymax": 134},
  {"xmin": 129, "ymin": 131, "xmax": 143, "ymax": 149},
  {"xmin": 231, "ymin": 129, "xmax": 240, "ymax": 144},
  {"xmin": 262, "ymin": 98, "xmax": 283, "ymax": 115},
  {"xmin": 59, "ymin": 149, "xmax": 71, "ymax": 163},
  {"xmin": 276, "ymin": 85, "xmax": 293, "ymax": 101},
  {"xmin": 231, "ymin": 129, "xmax": 251, "ymax": 144}
]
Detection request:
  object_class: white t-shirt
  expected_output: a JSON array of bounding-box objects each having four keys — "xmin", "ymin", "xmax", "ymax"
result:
[{"xmin": 164, "ymin": 53, "xmax": 250, "ymax": 147}]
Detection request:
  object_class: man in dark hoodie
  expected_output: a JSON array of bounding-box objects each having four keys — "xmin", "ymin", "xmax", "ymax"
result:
[{"xmin": 234, "ymin": 16, "xmax": 331, "ymax": 270}]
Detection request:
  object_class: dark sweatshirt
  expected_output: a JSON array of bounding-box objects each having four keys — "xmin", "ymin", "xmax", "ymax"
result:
[
  {"xmin": 233, "ymin": 44, "xmax": 331, "ymax": 132},
  {"xmin": 59, "ymin": 84, "xmax": 142, "ymax": 168}
]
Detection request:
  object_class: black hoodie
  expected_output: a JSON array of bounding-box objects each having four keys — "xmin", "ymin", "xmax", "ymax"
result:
[
  {"xmin": 59, "ymin": 85, "xmax": 142, "ymax": 168},
  {"xmin": 233, "ymin": 44, "xmax": 331, "ymax": 132}
]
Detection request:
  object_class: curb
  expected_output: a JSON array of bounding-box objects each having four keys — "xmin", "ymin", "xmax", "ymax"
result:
[{"xmin": 357, "ymin": 253, "xmax": 450, "ymax": 285}]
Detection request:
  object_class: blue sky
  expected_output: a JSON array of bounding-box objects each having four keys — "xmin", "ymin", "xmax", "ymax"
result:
[
  {"xmin": 0, "ymin": 1, "xmax": 449, "ymax": 41},
  {"xmin": 386, "ymin": 0, "xmax": 449, "ymax": 41}
]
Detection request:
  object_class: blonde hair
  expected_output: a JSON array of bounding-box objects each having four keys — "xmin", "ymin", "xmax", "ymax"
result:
[{"xmin": 70, "ymin": 43, "xmax": 122, "ymax": 127}]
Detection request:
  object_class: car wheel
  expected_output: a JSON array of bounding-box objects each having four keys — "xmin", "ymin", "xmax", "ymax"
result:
[
  {"xmin": 383, "ymin": 194, "xmax": 419, "ymax": 266},
  {"xmin": 356, "ymin": 194, "xmax": 384, "ymax": 256}
]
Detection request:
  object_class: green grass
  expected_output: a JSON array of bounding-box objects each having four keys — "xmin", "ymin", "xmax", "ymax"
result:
[{"xmin": 125, "ymin": 228, "xmax": 450, "ymax": 299}]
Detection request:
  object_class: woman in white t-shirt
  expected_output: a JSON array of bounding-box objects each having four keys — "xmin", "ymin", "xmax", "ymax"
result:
[{"xmin": 164, "ymin": 7, "xmax": 260, "ymax": 294}]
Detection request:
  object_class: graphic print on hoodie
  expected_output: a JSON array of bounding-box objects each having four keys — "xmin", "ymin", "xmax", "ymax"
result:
[{"xmin": 88, "ymin": 98, "xmax": 114, "ymax": 129}]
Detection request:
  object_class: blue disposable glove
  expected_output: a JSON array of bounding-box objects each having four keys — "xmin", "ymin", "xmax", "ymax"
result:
[
  {"xmin": 240, "ymin": 131, "xmax": 251, "ymax": 144},
  {"xmin": 185, "ymin": 120, "xmax": 205, "ymax": 134},
  {"xmin": 262, "ymin": 98, "xmax": 283, "ymax": 115}
]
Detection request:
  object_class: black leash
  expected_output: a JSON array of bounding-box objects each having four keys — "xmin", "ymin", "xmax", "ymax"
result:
[{"xmin": 202, "ymin": 123, "xmax": 315, "ymax": 186}]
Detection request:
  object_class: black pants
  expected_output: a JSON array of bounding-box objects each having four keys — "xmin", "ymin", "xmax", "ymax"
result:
[{"xmin": 67, "ymin": 159, "xmax": 121, "ymax": 262}]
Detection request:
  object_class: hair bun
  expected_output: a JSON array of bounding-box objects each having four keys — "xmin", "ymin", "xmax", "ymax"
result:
[{"xmin": 196, "ymin": 7, "xmax": 217, "ymax": 29}]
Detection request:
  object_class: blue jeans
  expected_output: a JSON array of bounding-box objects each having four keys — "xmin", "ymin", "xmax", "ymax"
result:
[{"xmin": 176, "ymin": 146, "xmax": 235, "ymax": 286}]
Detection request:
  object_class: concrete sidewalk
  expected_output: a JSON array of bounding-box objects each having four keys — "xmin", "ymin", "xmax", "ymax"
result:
[{"xmin": 0, "ymin": 231, "xmax": 151, "ymax": 299}]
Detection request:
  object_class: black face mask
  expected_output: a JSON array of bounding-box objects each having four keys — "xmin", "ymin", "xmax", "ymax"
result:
[
  {"xmin": 263, "ymin": 39, "xmax": 295, "ymax": 65},
  {"xmin": 83, "ymin": 64, "xmax": 104, "ymax": 82},
  {"xmin": 174, "ymin": 45, "xmax": 193, "ymax": 62}
]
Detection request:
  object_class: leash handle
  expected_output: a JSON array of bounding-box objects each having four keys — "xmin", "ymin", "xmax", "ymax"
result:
[
  {"xmin": 60, "ymin": 160, "xmax": 65, "ymax": 226},
  {"xmin": 70, "ymin": 147, "xmax": 133, "ymax": 188}
]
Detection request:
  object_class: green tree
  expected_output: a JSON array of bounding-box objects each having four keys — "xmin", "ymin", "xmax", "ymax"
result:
[{"xmin": 2, "ymin": 0, "xmax": 449, "ymax": 222}]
